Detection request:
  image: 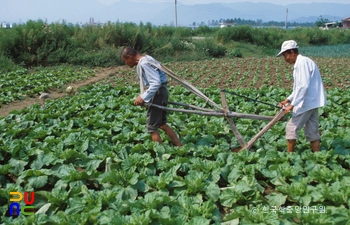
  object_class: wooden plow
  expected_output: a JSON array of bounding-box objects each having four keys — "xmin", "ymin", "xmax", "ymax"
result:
[{"xmin": 145, "ymin": 62, "xmax": 286, "ymax": 151}]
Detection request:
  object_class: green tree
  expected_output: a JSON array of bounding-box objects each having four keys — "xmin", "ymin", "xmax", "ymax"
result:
[{"xmin": 315, "ymin": 16, "xmax": 330, "ymax": 28}]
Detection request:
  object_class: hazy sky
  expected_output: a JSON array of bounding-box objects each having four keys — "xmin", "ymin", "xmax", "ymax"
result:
[
  {"xmin": 2, "ymin": 0, "xmax": 348, "ymax": 25},
  {"xmin": 99, "ymin": 0, "xmax": 350, "ymax": 5}
]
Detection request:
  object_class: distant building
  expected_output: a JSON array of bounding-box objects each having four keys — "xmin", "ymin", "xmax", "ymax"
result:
[
  {"xmin": 341, "ymin": 17, "xmax": 350, "ymax": 29},
  {"xmin": 320, "ymin": 21, "xmax": 343, "ymax": 30},
  {"xmin": 220, "ymin": 22, "xmax": 235, "ymax": 28},
  {"xmin": 1, "ymin": 22, "xmax": 12, "ymax": 29},
  {"xmin": 320, "ymin": 17, "xmax": 350, "ymax": 30}
]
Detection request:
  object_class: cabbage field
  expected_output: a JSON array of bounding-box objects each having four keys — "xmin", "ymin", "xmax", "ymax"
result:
[{"xmin": 1, "ymin": 56, "xmax": 350, "ymax": 224}]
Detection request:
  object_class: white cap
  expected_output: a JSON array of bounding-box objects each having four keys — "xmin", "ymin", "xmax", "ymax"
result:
[{"xmin": 276, "ymin": 40, "xmax": 298, "ymax": 57}]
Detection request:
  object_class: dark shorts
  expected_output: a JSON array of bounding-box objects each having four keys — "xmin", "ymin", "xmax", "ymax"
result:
[{"xmin": 146, "ymin": 85, "xmax": 168, "ymax": 133}]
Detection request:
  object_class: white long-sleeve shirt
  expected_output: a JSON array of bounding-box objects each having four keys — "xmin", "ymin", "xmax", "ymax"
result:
[
  {"xmin": 287, "ymin": 54, "xmax": 327, "ymax": 115},
  {"xmin": 136, "ymin": 55, "xmax": 168, "ymax": 102}
]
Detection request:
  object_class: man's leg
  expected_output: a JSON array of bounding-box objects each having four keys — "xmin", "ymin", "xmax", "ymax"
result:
[
  {"xmin": 151, "ymin": 131, "xmax": 162, "ymax": 143},
  {"xmin": 305, "ymin": 109, "xmax": 321, "ymax": 153},
  {"xmin": 286, "ymin": 110, "xmax": 315, "ymax": 153},
  {"xmin": 160, "ymin": 124, "xmax": 183, "ymax": 146},
  {"xmin": 287, "ymin": 139, "xmax": 296, "ymax": 152},
  {"xmin": 286, "ymin": 118, "xmax": 298, "ymax": 153},
  {"xmin": 147, "ymin": 89, "xmax": 164, "ymax": 144},
  {"xmin": 147, "ymin": 86, "xmax": 182, "ymax": 146},
  {"xmin": 310, "ymin": 140, "xmax": 320, "ymax": 152}
]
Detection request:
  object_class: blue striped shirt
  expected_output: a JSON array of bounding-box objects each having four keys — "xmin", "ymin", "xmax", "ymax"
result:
[{"xmin": 137, "ymin": 55, "xmax": 167, "ymax": 102}]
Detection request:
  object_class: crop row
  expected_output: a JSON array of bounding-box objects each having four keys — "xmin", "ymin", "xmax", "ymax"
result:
[
  {"xmin": 302, "ymin": 44, "xmax": 350, "ymax": 58},
  {"xmin": 113, "ymin": 57, "xmax": 350, "ymax": 91},
  {"xmin": 0, "ymin": 67, "xmax": 95, "ymax": 106}
]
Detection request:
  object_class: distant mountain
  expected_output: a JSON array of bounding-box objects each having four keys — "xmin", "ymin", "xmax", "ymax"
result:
[
  {"xmin": 150, "ymin": 3, "xmax": 242, "ymax": 26},
  {"xmin": 281, "ymin": 3, "xmax": 348, "ymax": 23},
  {"xmin": 167, "ymin": 2, "xmax": 349, "ymax": 25},
  {"xmin": 1, "ymin": 0, "xmax": 349, "ymax": 26}
]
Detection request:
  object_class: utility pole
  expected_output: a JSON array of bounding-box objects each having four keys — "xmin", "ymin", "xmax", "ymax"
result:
[
  {"xmin": 175, "ymin": 0, "xmax": 178, "ymax": 27},
  {"xmin": 285, "ymin": 8, "xmax": 288, "ymax": 30}
]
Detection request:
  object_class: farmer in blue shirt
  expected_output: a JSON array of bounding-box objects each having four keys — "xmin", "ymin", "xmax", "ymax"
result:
[
  {"xmin": 277, "ymin": 40, "xmax": 327, "ymax": 152},
  {"xmin": 121, "ymin": 47, "xmax": 182, "ymax": 146}
]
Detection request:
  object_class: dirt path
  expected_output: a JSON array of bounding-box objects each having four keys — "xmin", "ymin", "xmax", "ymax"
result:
[{"xmin": 0, "ymin": 67, "xmax": 121, "ymax": 117}]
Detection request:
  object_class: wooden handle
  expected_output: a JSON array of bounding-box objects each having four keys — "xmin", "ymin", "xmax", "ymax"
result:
[{"xmin": 239, "ymin": 109, "xmax": 286, "ymax": 151}]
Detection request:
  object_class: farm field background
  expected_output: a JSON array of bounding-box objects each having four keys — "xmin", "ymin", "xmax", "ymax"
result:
[
  {"xmin": 1, "ymin": 53, "xmax": 350, "ymax": 224},
  {"xmin": 1, "ymin": 56, "xmax": 350, "ymax": 109}
]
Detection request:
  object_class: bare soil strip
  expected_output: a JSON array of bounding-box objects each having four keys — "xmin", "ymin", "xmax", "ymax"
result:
[{"xmin": 0, "ymin": 67, "xmax": 119, "ymax": 117}]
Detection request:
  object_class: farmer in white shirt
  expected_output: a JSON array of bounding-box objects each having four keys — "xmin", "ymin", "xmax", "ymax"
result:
[
  {"xmin": 121, "ymin": 47, "xmax": 182, "ymax": 146},
  {"xmin": 276, "ymin": 40, "xmax": 327, "ymax": 152}
]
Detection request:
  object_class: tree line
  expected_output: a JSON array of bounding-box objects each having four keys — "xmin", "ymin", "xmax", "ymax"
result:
[
  {"xmin": 194, "ymin": 18, "xmax": 315, "ymax": 28},
  {"xmin": 0, "ymin": 19, "xmax": 349, "ymax": 72}
]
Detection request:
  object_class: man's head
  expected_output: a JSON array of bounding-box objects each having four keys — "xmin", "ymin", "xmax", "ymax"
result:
[
  {"xmin": 121, "ymin": 46, "xmax": 140, "ymax": 68},
  {"xmin": 276, "ymin": 40, "xmax": 299, "ymax": 64}
]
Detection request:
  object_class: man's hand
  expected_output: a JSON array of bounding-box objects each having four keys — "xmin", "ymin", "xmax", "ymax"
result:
[
  {"xmin": 283, "ymin": 104, "xmax": 293, "ymax": 114},
  {"xmin": 278, "ymin": 99, "xmax": 290, "ymax": 108},
  {"xmin": 134, "ymin": 95, "xmax": 144, "ymax": 106},
  {"xmin": 279, "ymin": 99, "xmax": 293, "ymax": 113}
]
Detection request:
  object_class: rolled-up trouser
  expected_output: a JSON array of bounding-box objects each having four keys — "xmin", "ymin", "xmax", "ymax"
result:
[
  {"xmin": 286, "ymin": 108, "xmax": 320, "ymax": 141},
  {"xmin": 146, "ymin": 84, "xmax": 168, "ymax": 133}
]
